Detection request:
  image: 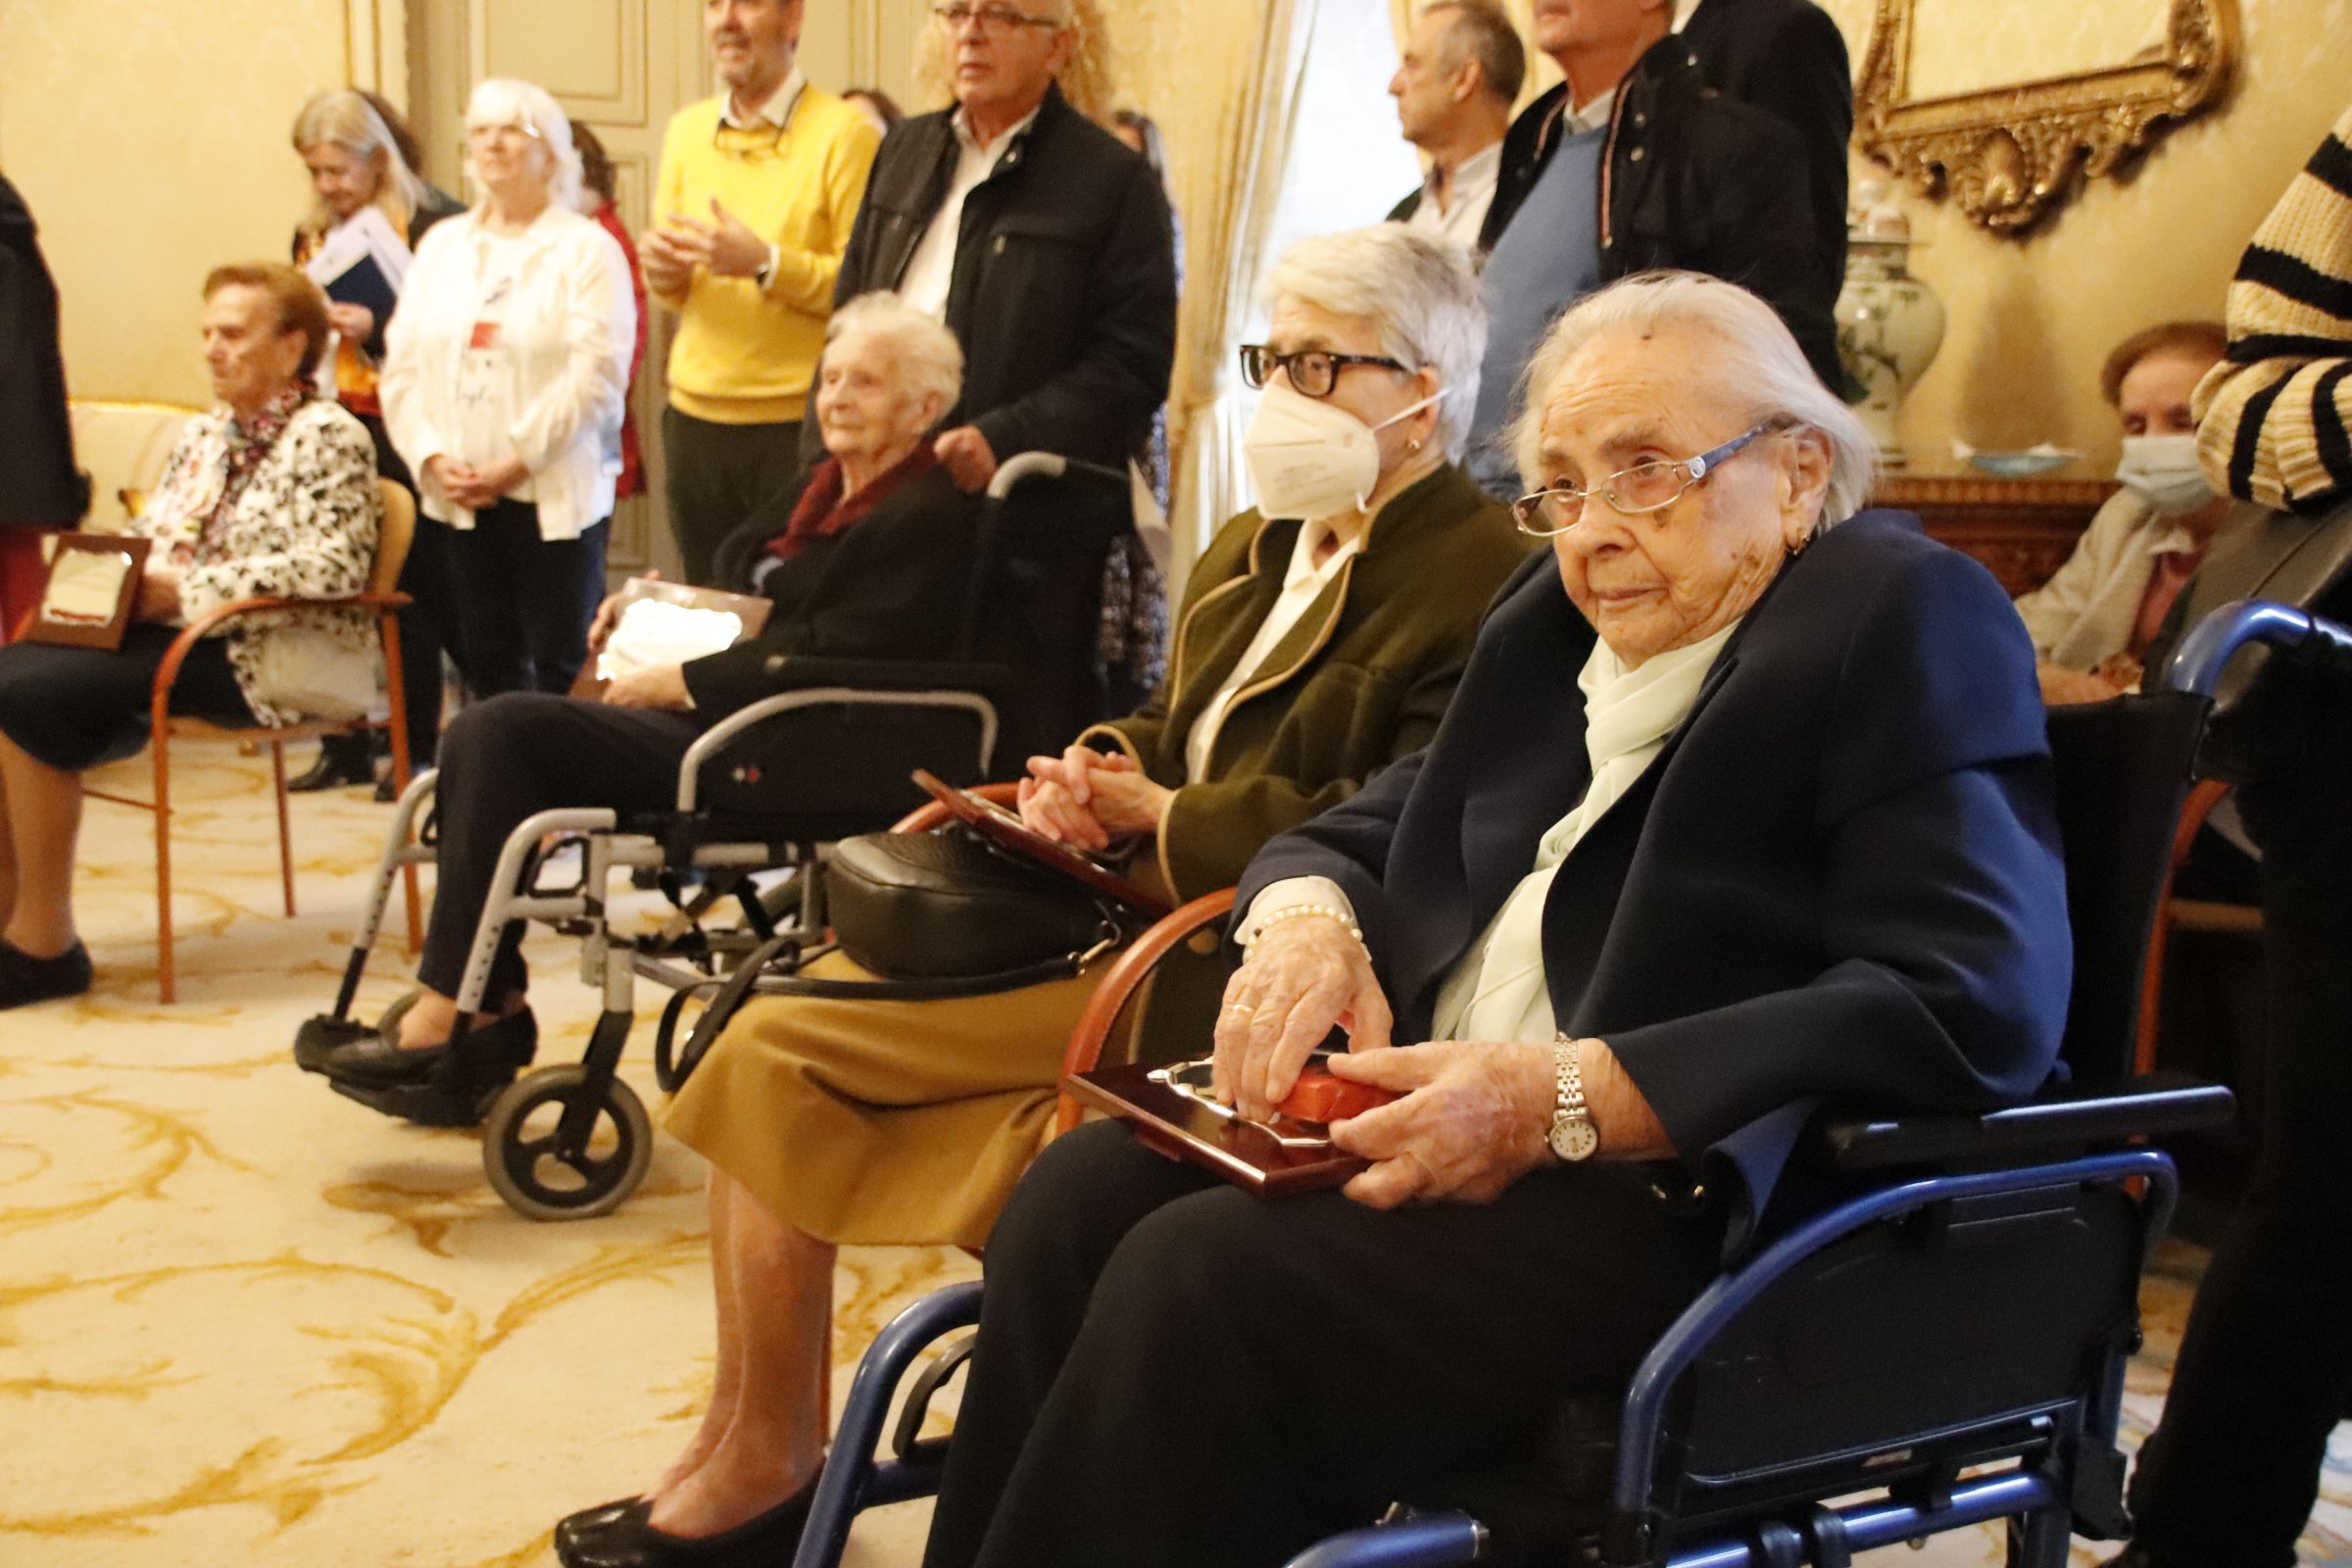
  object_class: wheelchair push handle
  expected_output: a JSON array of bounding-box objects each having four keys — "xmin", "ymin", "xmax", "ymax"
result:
[
  {"xmin": 2159, "ymin": 598, "xmax": 2352, "ymax": 699},
  {"xmin": 986, "ymin": 451, "xmax": 1134, "ymax": 499}
]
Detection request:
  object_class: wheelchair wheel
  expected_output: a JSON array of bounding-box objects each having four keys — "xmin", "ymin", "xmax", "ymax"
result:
[{"xmin": 481, "ymin": 1065, "xmax": 653, "ymax": 1221}]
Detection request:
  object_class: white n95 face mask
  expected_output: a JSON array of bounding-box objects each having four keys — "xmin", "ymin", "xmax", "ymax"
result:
[
  {"xmin": 1242, "ymin": 380, "xmax": 1446, "ymax": 520},
  {"xmin": 2115, "ymin": 433, "xmax": 2219, "ymax": 516}
]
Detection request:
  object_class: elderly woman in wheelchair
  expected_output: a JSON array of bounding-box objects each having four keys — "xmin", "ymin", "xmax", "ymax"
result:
[
  {"xmin": 302, "ymin": 291, "xmax": 981, "ymax": 1107},
  {"xmin": 910, "ymin": 271, "xmax": 2078, "ymax": 1568},
  {"xmin": 546, "ymin": 225, "xmax": 1534, "ymax": 1568}
]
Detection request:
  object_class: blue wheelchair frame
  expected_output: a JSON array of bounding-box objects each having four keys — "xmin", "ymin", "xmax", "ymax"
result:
[{"xmin": 786, "ymin": 599, "xmax": 2349, "ymax": 1568}]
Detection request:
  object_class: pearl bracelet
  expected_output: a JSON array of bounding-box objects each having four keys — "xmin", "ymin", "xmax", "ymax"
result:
[{"xmin": 1244, "ymin": 904, "xmax": 1365, "ymax": 952}]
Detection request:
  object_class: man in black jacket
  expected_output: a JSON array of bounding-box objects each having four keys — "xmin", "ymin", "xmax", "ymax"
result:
[
  {"xmin": 0, "ymin": 175, "xmax": 87, "ymax": 635},
  {"xmin": 818, "ymin": 0, "xmax": 1176, "ymax": 493},
  {"xmin": 1461, "ymin": 0, "xmax": 1845, "ymax": 494}
]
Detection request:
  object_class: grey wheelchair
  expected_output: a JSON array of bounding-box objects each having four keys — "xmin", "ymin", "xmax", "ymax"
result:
[
  {"xmin": 294, "ymin": 454, "xmax": 1136, "ymax": 1221},
  {"xmin": 784, "ymin": 599, "xmax": 2350, "ymax": 1568}
]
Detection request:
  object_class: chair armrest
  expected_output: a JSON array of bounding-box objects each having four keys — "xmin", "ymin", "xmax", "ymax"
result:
[
  {"xmin": 891, "ymin": 782, "xmax": 1023, "ymax": 834},
  {"xmin": 1806, "ymin": 1072, "xmax": 2236, "ymax": 1173},
  {"xmin": 1054, "ymin": 888, "xmax": 1239, "ymax": 1137},
  {"xmin": 152, "ymin": 591, "xmax": 412, "ymax": 701},
  {"xmin": 732, "ymin": 654, "xmax": 1021, "ymax": 695}
]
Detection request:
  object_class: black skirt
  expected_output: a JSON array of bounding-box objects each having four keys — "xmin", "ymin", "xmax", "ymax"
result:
[{"xmin": 0, "ymin": 623, "xmax": 258, "ymax": 771}]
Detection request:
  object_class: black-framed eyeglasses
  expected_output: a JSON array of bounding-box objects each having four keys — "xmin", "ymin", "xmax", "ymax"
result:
[
  {"xmin": 1239, "ymin": 344, "xmax": 1411, "ymax": 400},
  {"xmin": 1511, "ymin": 419, "xmax": 1791, "ymax": 537},
  {"xmin": 713, "ymin": 118, "xmax": 787, "ymax": 160},
  {"xmin": 932, "ymin": 3, "xmax": 1062, "ymax": 34}
]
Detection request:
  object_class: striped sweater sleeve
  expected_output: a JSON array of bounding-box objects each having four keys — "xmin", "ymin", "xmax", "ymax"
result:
[{"xmin": 2194, "ymin": 103, "xmax": 2352, "ymax": 514}]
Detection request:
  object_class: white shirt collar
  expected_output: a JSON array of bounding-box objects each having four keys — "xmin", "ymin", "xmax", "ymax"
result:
[
  {"xmin": 1428, "ymin": 140, "xmax": 1502, "ymax": 208},
  {"xmin": 953, "ymin": 101, "xmax": 1045, "ymax": 158},
  {"xmin": 1563, "ymin": 1, "xmax": 1701, "ymax": 133},
  {"xmin": 722, "ymin": 66, "xmax": 806, "ymax": 130}
]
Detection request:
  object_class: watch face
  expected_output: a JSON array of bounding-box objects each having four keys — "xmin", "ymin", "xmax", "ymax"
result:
[{"xmin": 1550, "ymin": 1117, "xmax": 1600, "ymax": 1162}]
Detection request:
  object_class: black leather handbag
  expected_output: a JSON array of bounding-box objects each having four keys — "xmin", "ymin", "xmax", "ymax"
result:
[{"xmin": 826, "ymin": 825, "xmax": 1129, "ymax": 983}]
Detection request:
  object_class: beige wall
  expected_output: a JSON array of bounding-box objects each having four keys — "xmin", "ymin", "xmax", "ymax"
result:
[
  {"xmin": 0, "ymin": 2, "xmax": 405, "ymax": 410},
  {"xmin": 1814, "ymin": 0, "xmax": 2352, "ymax": 474}
]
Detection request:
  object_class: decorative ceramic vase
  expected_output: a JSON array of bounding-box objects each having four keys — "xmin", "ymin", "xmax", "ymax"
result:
[{"xmin": 1835, "ymin": 184, "xmax": 1946, "ymax": 469}]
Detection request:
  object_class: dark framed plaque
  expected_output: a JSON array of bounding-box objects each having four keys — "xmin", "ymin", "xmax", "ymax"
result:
[
  {"xmin": 1063, "ymin": 1056, "xmax": 1372, "ymax": 1197},
  {"xmin": 913, "ymin": 767, "xmax": 1174, "ymax": 920},
  {"xmin": 24, "ymin": 532, "xmax": 150, "ymax": 650}
]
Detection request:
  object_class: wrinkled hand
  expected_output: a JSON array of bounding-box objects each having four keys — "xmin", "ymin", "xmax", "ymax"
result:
[
  {"xmin": 1016, "ymin": 745, "xmax": 1135, "ymax": 850},
  {"xmin": 1212, "ymin": 916, "xmax": 1393, "ymax": 1122},
  {"xmin": 588, "ymin": 571, "xmax": 659, "ymax": 654},
  {"xmin": 133, "ymin": 565, "xmax": 183, "ymax": 622},
  {"xmin": 934, "ymin": 426, "xmax": 1000, "ymax": 493},
  {"xmin": 602, "ymin": 662, "xmax": 691, "ymax": 710},
  {"xmin": 2035, "ymin": 662, "xmax": 2124, "ymax": 707},
  {"xmin": 326, "ymin": 302, "xmax": 375, "ymax": 343},
  {"xmin": 1325, "ymin": 1041, "xmax": 1553, "ymax": 1208}
]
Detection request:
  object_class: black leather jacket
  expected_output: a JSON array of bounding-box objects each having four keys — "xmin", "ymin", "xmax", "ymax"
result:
[
  {"xmin": 0, "ymin": 177, "xmax": 86, "ymax": 528},
  {"xmin": 827, "ymin": 84, "xmax": 1177, "ymax": 469}
]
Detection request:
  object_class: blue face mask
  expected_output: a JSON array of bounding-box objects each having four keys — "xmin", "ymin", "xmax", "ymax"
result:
[{"xmin": 2115, "ymin": 434, "xmax": 2218, "ymax": 517}]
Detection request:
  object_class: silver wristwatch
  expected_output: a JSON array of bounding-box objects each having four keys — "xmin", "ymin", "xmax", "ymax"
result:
[{"xmin": 1548, "ymin": 1036, "xmax": 1600, "ymax": 1162}]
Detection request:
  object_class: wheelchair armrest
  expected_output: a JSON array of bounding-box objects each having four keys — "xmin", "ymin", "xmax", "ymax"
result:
[
  {"xmin": 731, "ymin": 654, "xmax": 1021, "ymax": 695},
  {"xmin": 1806, "ymin": 1072, "xmax": 2236, "ymax": 1173}
]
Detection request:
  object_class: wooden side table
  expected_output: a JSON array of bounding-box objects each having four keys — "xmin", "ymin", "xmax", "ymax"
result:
[{"xmin": 1870, "ymin": 473, "xmax": 2117, "ymax": 597}]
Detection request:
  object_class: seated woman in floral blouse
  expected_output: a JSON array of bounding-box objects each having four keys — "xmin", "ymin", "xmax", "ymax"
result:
[{"xmin": 0, "ymin": 262, "xmax": 379, "ymax": 1008}]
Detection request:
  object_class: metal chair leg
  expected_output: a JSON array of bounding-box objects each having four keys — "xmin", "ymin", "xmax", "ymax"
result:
[
  {"xmin": 153, "ymin": 724, "xmax": 173, "ymax": 1004},
  {"xmin": 270, "ymin": 739, "xmax": 295, "ymax": 916}
]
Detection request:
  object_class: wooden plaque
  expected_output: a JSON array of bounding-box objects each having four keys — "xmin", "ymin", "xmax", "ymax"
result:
[
  {"xmin": 913, "ymin": 768, "xmax": 1175, "ymax": 920},
  {"xmin": 1063, "ymin": 1058, "xmax": 1369, "ymax": 1197},
  {"xmin": 23, "ymin": 532, "xmax": 151, "ymax": 651}
]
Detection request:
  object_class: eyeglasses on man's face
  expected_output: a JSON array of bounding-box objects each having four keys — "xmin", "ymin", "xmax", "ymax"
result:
[
  {"xmin": 1238, "ymin": 344, "xmax": 1411, "ymax": 400},
  {"xmin": 932, "ymin": 3, "xmax": 1062, "ymax": 35},
  {"xmin": 712, "ymin": 119, "xmax": 787, "ymax": 160},
  {"xmin": 1511, "ymin": 420, "xmax": 1791, "ymax": 537}
]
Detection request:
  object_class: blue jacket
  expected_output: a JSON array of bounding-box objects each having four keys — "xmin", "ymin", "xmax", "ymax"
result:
[{"xmin": 1235, "ymin": 512, "xmax": 2071, "ymax": 1236}]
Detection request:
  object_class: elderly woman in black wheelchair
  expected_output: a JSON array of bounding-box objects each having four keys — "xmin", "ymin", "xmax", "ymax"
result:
[
  {"xmin": 0, "ymin": 262, "xmax": 378, "ymax": 1008},
  {"xmin": 299, "ymin": 291, "xmax": 981, "ymax": 1114},
  {"xmin": 908, "ymin": 270, "xmax": 2092, "ymax": 1568},
  {"xmin": 543, "ymin": 224, "xmax": 1534, "ymax": 1568}
]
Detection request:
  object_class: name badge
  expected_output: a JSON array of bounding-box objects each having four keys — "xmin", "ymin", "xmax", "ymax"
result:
[{"xmin": 468, "ymin": 321, "xmax": 501, "ymax": 351}]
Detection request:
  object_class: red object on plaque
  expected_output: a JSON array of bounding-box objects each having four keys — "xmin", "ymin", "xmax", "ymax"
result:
[{"xmin": 1277, "ymin": 1069, "xmax": 1398, "ymax": 1125}]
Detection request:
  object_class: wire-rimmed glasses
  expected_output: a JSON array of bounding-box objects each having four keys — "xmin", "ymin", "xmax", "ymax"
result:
[
  {"xmin": 1510, "ymin": 420, "xmax": 1791, "ymax": 537},
  {"xmin": 932, "ymin": 3, "xmax": 1063, "ymax": 34}
]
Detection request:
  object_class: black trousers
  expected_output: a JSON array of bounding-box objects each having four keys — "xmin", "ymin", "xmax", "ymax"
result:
[
  {"xmin": 0, "ymin": 625, "xmax": 253, "ymax": 772},
  {"xmin": 662, "ymin": 405, "xmax": 803, "ymax": 587},
  {"xmin": 2128, "ymin": 675, "xmax": 2352, "ymax": 1567},
  {"xmin": 446, "ymin": 502, "xmax": 607, "ymax": 699},
  {"xmin": 418, "ymin": 691, "xmax": 703, "ymax": 1000},
  {"xmin": 922, "ymin": 1120, "xmax": 1726, "ymax": 1568}
]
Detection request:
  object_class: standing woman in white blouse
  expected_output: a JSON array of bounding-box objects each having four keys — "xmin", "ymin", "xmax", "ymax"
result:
[{"xmin": 381, "ymin": 78, "xmax": 635, "ymax": 697}]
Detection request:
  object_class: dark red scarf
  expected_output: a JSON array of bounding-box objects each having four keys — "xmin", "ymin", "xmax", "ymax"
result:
[{"xmin": 766, "ymin": 445, "xmax": 941, "ymax": 563}]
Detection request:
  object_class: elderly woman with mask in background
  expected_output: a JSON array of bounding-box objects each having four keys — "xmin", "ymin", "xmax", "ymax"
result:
[
  {"xmin": 541, "ymin": 224, "xmax": 1529, "ymax": 1568},
  {"xmin": 380, "ymin": 78, "xmax": 634, "ymax": 702},
  {"xmin": 2017, "ymin": 320, "xmax": 2255, "ymax": 706},
  {"xmin": 920, "ymin": 271, "xmax": 2074, "ymax": 1568}
]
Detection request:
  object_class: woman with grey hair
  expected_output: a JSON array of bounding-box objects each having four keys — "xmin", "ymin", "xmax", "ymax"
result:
[
  {"xmin": 310, "ymin": 289, "xmax": 983, "ymax": 1104},
  {"xmin": 537, "ymin": 224, "xmax": 1531, "ymax": 1568},
  {"xmin": 380, "ymin": 77, "xmax": 634, "ymax": 699},
  {"xmin": 920, "ymin": 270, "xmax": 2071, "ymax": 1568}
]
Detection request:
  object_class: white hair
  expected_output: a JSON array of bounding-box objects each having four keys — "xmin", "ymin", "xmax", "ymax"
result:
[
  {"xmin": 1264, "ymin": 224, "xmax": 1486, "ymax": 462},
  {"xmin": 827, "ymin": 292, "xmax": 965, "ymax": 414},
  {"xmin": 463, "ymin": 78, "xmax": 584, "ymax": 214},
  {"xmin": 1509, "ymin": 270, "xmax": 1879, "ymax": 529}
]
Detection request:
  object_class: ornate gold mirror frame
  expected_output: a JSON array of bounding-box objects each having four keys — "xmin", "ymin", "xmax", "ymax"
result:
[{"xmin": 1854, "ymin": 0, "xmax": 2238, "ymax": 235}]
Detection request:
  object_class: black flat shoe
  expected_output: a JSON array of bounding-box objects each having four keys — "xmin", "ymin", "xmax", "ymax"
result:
[
  {"xmin": 318, "ymin": 1004, "xmax": 533, "ymax": 1089},
  {"xmin": 556, "ymin": 1497, "xmax": 651, "ymax": 1555},
  {"xmin": 287, "ymin": 734, "xmax": 376, "ymax": 792},
  {"xmin": 555, "ymin": 1477, "xmax": 818, "ymax": 1568},
  {"xmin": 0, "ymin": 939, "xmax": 93, "ymax": 1009}
]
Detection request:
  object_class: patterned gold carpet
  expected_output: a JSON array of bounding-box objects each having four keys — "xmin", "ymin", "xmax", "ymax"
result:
[{"xmin": 3, "ymin": 746, "xmax": 2346, "ymax": 1566}]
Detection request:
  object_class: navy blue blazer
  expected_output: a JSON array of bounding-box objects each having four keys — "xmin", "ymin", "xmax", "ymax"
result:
[{"xmin": 1236, "ymin": 512, "xmax": 2071, "ymax": 1233}]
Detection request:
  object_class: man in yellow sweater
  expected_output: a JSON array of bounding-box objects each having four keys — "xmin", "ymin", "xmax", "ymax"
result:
[{"xmin": 643, "ymin": 0, "xmax": 880, "ymax": 584}]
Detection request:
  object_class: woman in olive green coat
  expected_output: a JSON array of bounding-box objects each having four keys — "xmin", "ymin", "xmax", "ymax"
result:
[{"xmin": 556, "ymin": 226, "xmax": 1531, "ymax": 1568}]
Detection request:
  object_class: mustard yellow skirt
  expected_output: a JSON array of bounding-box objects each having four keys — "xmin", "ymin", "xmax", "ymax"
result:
[{"xmin": 662, "ymin": 949, "xmax": 1108, "ymax": 1250}]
